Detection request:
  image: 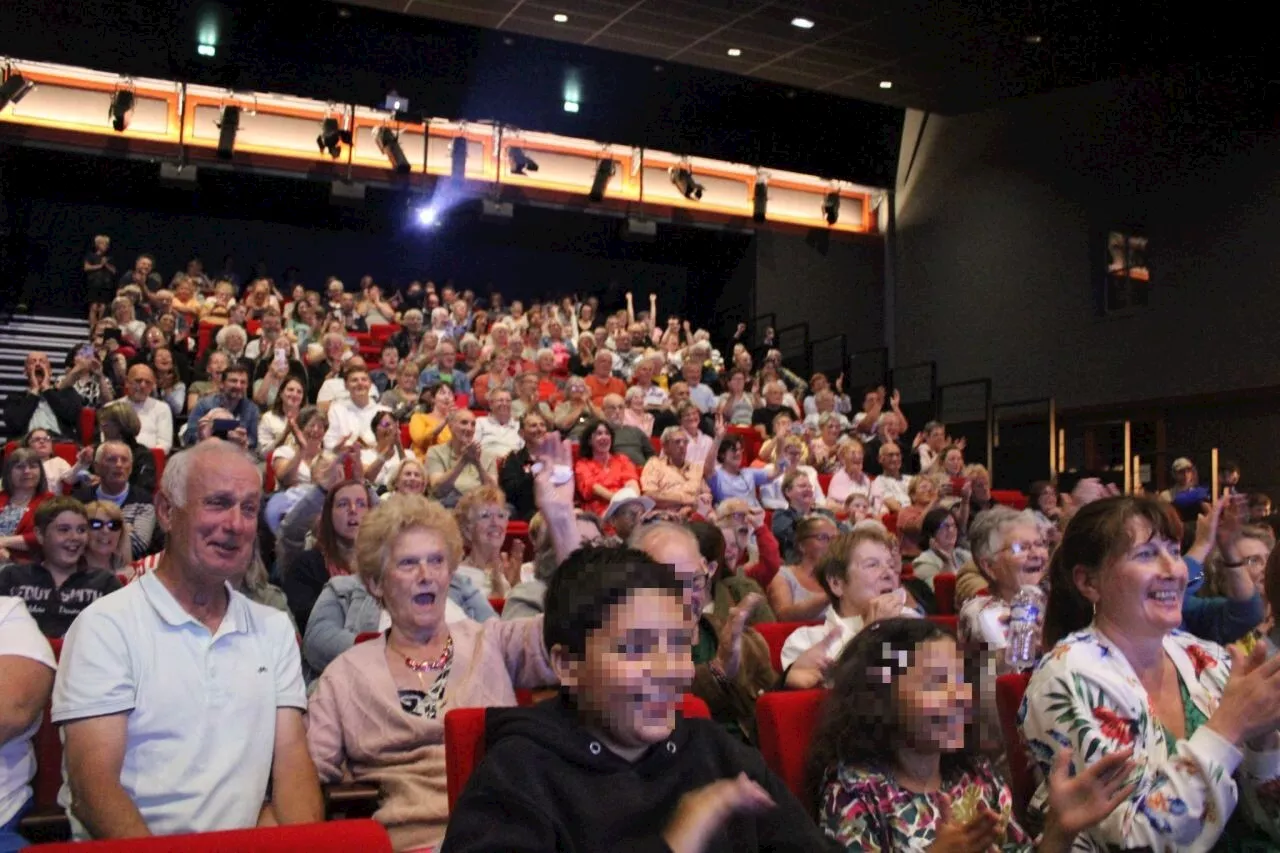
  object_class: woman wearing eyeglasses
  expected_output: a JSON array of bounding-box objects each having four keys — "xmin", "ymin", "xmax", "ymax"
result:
[
  {"xmin": 766, "ymin": 515, "xmax": 838, "ymax": 623},
  {"xmin": 957, "ymin": 508, "xmax": 1049, "ymax": 663},
  {"xmin": 81, "ymin": 500, "xmax": 132, "ymax": 578},
  {"xmin": 453, "ymin": 485, "xmax": 520, "ymax": 599}
]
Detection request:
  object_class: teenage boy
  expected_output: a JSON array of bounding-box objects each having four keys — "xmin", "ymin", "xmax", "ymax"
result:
[
  {"xmin": 441, "ymin": 545, "xmax": 836, "ymax": 853},
  {"xmin": 0, "ymin": 497, "xmax": 122, "ymax": 637}
]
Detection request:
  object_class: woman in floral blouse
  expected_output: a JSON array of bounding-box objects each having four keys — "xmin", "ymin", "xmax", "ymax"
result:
[
  {"xmin": 1021, "ymin": 495, "xmax": 1280, "ymax": 852},
  {"xmin": 810, "ymin": 617, "xmax": 1136, "ymax": 851}
]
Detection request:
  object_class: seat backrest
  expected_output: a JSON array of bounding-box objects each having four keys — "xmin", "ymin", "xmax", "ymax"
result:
[
  {"xmin": 991, "ymin": 490, "xmax": 1028, "ymax": 510},
  {"xmin": 78, "ymin": 407, "xmax": 97, "ymax": 446},
  {"xmin": 354, "ymin": 631, "xmax": 381, "ymax": 644},
  {"xmin": 150, "ymin": 447, "xmax": 166, "ymax": 482},
  {"xmin": 752, "ymin": 621, "xmax": 821, "ymax": 673},
  {"xmin": 933, "ymin": 572, "xmax": 957, "ymax": 615},
  {"xmin": 996, "ymin": 672, "xmax": 1035, "ymax": 820},
  {"xmin": 445, "ymin": 695, "xmax": 711, "ymax": 811},
  {"xmin": 399, "ymin": 423, "xmax": 411, "ymax": 448},
  {"xmin": 31, "ymin": 637, "xmax": 64, "ymax": 810},
  {"xmin": 264, "ymin": 450, "xmax": 276, "ymax": 493},
  {"xmin": 756, "ymin": 688, "xmax": 826, "ymax": 800},
  {"xmin": 33, "ymin": 820, "xmax": 393, "ymax": 852},
  {"xmin": 488, "ymin": 597, "xmax": 505, "ymax": 615}
]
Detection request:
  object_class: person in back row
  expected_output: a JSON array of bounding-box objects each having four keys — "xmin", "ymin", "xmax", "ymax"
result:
[{"xmin": 441, "ymin": 545, "xmax": 838, "ymax": 853}]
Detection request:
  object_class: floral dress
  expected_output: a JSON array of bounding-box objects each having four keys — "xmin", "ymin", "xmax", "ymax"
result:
[
  {"xmin": 1019, "ymin": 625, "xmax": 1280, "ymax": 852},
  {"xmin": 819, "ymin": 757, "xmax": 1030, "ymax": 851}
]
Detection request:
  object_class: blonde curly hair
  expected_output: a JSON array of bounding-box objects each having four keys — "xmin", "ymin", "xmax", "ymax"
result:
[{"xmin": 355, "ymin": 493, "xmax": 464, "ymax": 592}]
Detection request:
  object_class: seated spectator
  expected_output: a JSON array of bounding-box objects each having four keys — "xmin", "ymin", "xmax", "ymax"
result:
[
  {"xmin": 470, "ymin": 352, "xmax": 512, "ymax": 412},
  {"xmin": 209, "ymin": 322, "xmax": 250, "ymax": 371},
  {"xmin": 868, "ymin": 441, "xmax": 910, "ymax": 512},
  {"xmin": 0, "ymin": 449, "xmax": 54, "ymax": 563},
  {"xmin": 601, "ymin": 488, "xmax": 653, "ymax": 544},
  {"xmin": 896, "ymin": 475, "xmax": 939, "ymax": 559},
  {"xmin": 110, "ymin": 296, "xmax": 146, "ymax": 348},
  {"xmin": 552, "ymin": 377, "xmax": 598, "ymax": 441},
  {"xmin": 91, "ymin": 399, "xmax": 159, "ymax": 495},
  {"xmin": 315, "ymin": 351, "xmax": 377, "ymax": 413},
  {"xmin": 574, "ymin": 419, "xmax": 641, "ymax": 518},
  {"xmin": 418, "ymin": 340, "xmax": 472, "ymax": 397},
  {"xmin": 622, "ymin": 385, "xmax": 655, "ymax": 436},
  {"xmin": 772, "ymin": 469, "xmax": 838, "ymax": 563},
  {"xmin": 1024, "ymin": 495, "xmax": 1280, "ymax": 851},
  {"xmin": 257, "ymin": 375, "xmax": 307, "ymax": 455},
  {"xmin": 0, "ymin": 497, "xmax": 121, "ymax": 637},
  {"xmin": 185, "ymin": 349, "xmax": 226, "ymax": 412},
  {"xmin": 122, "ymin": 364, "xmax": 173, "ymax": 453},
  {"xmin": 851, "ymin": 386, "xmax": 906, "ymax": 443},
  {"xmin": 1029, "ymin": 479, "xmax": 1062, "ymax": 540},
  {"xmin": 323, "ymin": 365, "xmax": 388, "ymax": 470},
  {"xmin": 498, "ymin": 412, "xmax": 550, "ymax": 522},
  {"xmin": 584, "ymin": 350, "xmax": 625, "ymax": 406},
  {"xmin": 0, "ymin": 596, "xmax": 56, "ymax": 849},
  {"xmin": 356, "ymin": 283, "xmax": 395, "ymax": 327},
  {"xmin": 182, "ymin": 362, "xmax": 261, "ymax": 450},
  {"xmin": 52, "ymin": 440, "xmax": 322, "ymax": 839},
  {"xmin": 307, "ymin": 495, "xmax": 555, "ymax": 851},
  {"xmin": 305, "ymin": 332, "xmax": 349, "ymax": 405},
  {"xmin": 454, "ymin": 486, "xmax": 518, "ymax": 598},
  {"xmin": 427, "ymin": 410, "xmax": 497, "ymax": 508},
  {"xmin": 767, "ymin": 515, "xmax": 838, "ymax": 623},
  {"xmin": 825, "ymin": 440, "xmax": 874, "ymax": 512},
  {"xmin": 442, "ymin": 540, "xmax": 832, "ymax": 853},
  {"xmin": 81, "ymin": 499, "xmax": 132, "ymax": 578},
  {"xmin": 911, "ymin": 506, "xmax": 972, "ymax": 592},
  {"xmin": 675, "ymin": 403, "xmax": 713, "ymax": 469},
  {"xmin": 641, "ymin": 427, "xmax": 710, "ymax": 513},
  {"xmin": 22, "ymin": 428, "xmax": 72, "ymax": 493},
  {"xmin": 251, "ymin": 336, "xmax": 309, "ymax": 410},
  {"xmin": 3, "ymin": 352, "xmax": 84, "ymax": 440},
  {"xmin": 150, "ymin": 347, "xmax": 187, "ymax": 417},
  {"xmin": 714, "ymin": 499, "xmax": 781, "ymax": 587},
  {"xmin": 759, "ymin": 435, "xmax": 825, "ymax": 512},
  {"xmin": 380, "ymin": 360, "xmax": 423, "ymax": 423},
  {"xmin": 388, "ymin": 308, "xmax": 424, "ymax": 358},
  {"xmin": 716, "ymin": 368, "xmax": 756, "ymax": 427},
  {"xmin": 811, "ymin": 617, "xmax": 1134, "ymax": 851},
  {"xmin": 752, "ymin": 380, "xmax": 799, "ymax": 439},
  {"xmin": 599, "ymin": 393, "xmax": 655, "ymax": 467},
  {"xmin": 1159, "ymin": 456, "xmax": 1209, "ymax": 507},
  {"xmin": 267, "ymin": 406, "xmax": 327, "ymax": 490},
  {"xmin": 60, "ymin": 342, "xmax": 116, "ymax": 412},
  {"xmin": 531, "ymin": 349, "xmax": 563, "ymax": 403},
  {"xmin": 755, "ymin": 410, "xmax": 796, "ymax": 466},
  {"xmin": 630, "ymin": 357, "xmax": 669, "ymax": 410},
  {"xmin": 957, "ymin": 508, "xmax": 1048, "ymax": 663},
  {"xmin": 1249, "ymin": 492, "xmax": 1273, "ymax": 524},
  {"xmin": 910, "ymin": 419, "xmax": 948, "ymax": 474},
  {"xmin": 70, "ymin": 441, "xmax": 156, "ymax": 561},
  {"xmin": 510, "ymin": 370, "xmax": 553, "ymax": 424},
  {"xmin": 681, "ymin": 356, "xmax": 717, "ymax": 414},
  {"xmin": 281, "ymin": 474, "xmax": 372, "ymax": 633},
  {"xmin": 387, "ymin": 458, "xmax": 427, "ymax": 497},
  {"xmin": 409, "ymin": 384, "xmax": 455, "ymax": 458},
  {"xmin": 704, "ymin": 424, "xmax": 774, "ymax": 511},
  {"xmin": 782, "ymin": 525, "xmax": 921, "ymax": 687},
  {"xmin": 803, "ymin": 373, "xmax": 852, "ymax": 418},
  {"xmin": 362, "ymin": 410, "xmax": 412, "ymax": 492},
  {"xmin": 474, "ymin": 389, "xmax": 522, "ymax": 459},
  {"xmin": 808, "ymin": 414, "xmax": 847, "ymax": 474}
]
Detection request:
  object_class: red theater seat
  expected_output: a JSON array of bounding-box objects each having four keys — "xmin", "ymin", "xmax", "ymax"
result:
[
  {"xmin": 4, "ymin": 441, "xmax": 79, "ymax": 465},
  {"xmin": 79, "ymin": 407, "xmax": 97, "ymax": 446},
  {"xmin": 756, "ymin": 688, "xmax": 826, "ymax": 800},
  {"xmin": 33, "ymin": 820, "xmax": 393, "ymax": 853},
  {"xmin": 726, "ymin": 426, "xmax": 761, "ymax": 465},
  {"xmin": 444, "ymin": 695, "xmax": 711, "ymax": 810},
  {"xmin": 817, "ymin": 472, "xmax": 833, "ymax": 496},
  {"xmin": 752, "ymin": 621, "xmax": 820, "ymax": 673},
  {"xmin": 991, "ymin": 490, "xmax": 1028, "ymax": 510},
  {"xmin": 933, "ymin": 572, "xmax": 956, "ymax": 615},
  {"xmin": 996, "ymin": 672, "xmax": 1035, "ymax": 819},
  {"xmin": 488, "ymin": 597, "xmax": 505, "ymax": 615}
]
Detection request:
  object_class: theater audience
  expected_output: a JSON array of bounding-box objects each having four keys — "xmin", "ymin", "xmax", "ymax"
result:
[
  {"xmin": 0, "ymin": 450, "xmax": 54, "ymax": 561},
  {"xmin": 503, "ymin": 510, "xmax": 604, "ymax": 621},
  {"xmin": 21, "ymin": 428, "xmax": 72, "ymax": 492},
  {"xmin": 268, "ymin": 407, "xmax": 327, "ymax": 489},
  {"xmin": 716, "ymin": 368, "xmax": 756, "ymax": 427},
  {"xmin": 600, "ymin": 393, "xmax": 656, "ymax": 467},
  {"xmin": 716, "ymin": 499, "xmax": 783, "ymax": 589},
  {"xmin": 362, "ymin": 410, "xmax": 411, "ymax": 492},
  {"xmin": 181, "ymin": 362, "xmax": 261, "ymax": 450},
  {"xmin": 323, "ymin": 365, "xmax": 388, "ymax": 470},
  {"xmin": 869, "ymin": 442, "xmax": 910, "ymax": 512},
  {"xmin": 811, "ymin": 617, "xmax": 1135, "ymax": 852},
  {"xmin": 280, "ymin": 473, "xmax": 373, "ymax": 633},
  {"xmin": 70, "ymin": 441, "xmax": 156, "ymax": 560},
  {"xmin": 584, "ymin": 350, "xmax": 625, "ymax": 406},
  {"xmin": 553, "ymin": 376, "xmax": 597, "ymax": 440},
  {"xmin": 306, "ymin": 495, "xmax": 555, "ymax": 851},
  {"xmin": 81, "ymin": 499, "xmax": 132, "ymax": 578},
  {"xmin": 426, "ymin": 409, "xmax": 496, "ymax": 508},
  {"xmin": 760, "ymin": 435, "xmax": 824, "ymax": 511},
  {"xmin": 0, "ymin": 595, "xmax": 55, "ymax": 849},
  {"xmin": 122, "ymin": 364, "xmax": 172, "ymax": 453},
  {"xmin": 825, "ymin": 439, "xmax": 874, "ymax": 512},
  {"xmin": 53, "ymin": 440, "xmax": 322, "ymax": 839},
  {"xmin": 5, "ymin": 352, "xmax": 85, "ymax": 441},
  {"xmin": 409, "ymin": 385, "xmax": 455, "ymax": 458},
  {"xmin": 186, "ymin": 349, "xmax": 226, "ymax": 413},
  {"xmin": 257, "ymin": 375, "xmax": 307, "ymax": 454},
  {"xmin": 574, "ymin": 419, "xmax": 641, "ymax": 518},
  {"xmin": 474, "ymin": 389, "xmax": 522, "ymax": 459},
  {"xmin": 94, "ymin": 399, "xmax": 159, "ymax": 495},
  {"xmin": 911, "ymin": 506, "xmax": 972, "ymax": 591},
  {"xmin": 1023, "ymin": 495, "xmax": 1280, "ymax": 851},
  {"xmin": 896, "ymin": 475, "xmax": 940, "ymax": 559},
  {"xmin": 622, "ymin": 385, "xmax": 655, "ymax": 437}
]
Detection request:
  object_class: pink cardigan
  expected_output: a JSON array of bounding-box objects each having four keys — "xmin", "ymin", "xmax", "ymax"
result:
[{"xmin": 306, "ymin": 616, "xmax": 556, "ymax": 851}]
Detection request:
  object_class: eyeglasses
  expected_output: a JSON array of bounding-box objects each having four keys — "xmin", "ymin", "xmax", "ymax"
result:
[
  {"xmin": 689, "ymin": 572, "xmax": 712, "ymax": 593},
  {"xmin": 1243, "ymin": 554, "xmax": 1268, "ymax": 568},
  {"xmin": 89, "ymin": 518, "xmax": 123, "ymax": 531},
  {"xmin": 803, "ymin": 532, "xmax": 835, "ymax": 543},
  {"xmin": 1003, "ymin": 540, "xmax": 1047, "ymax": 557},
  {"xmin": 474, "ymin": 508, "xmax": 511, "ymax": 523},
  {"xmin": 27, "ymin": 435, "xmax": 52, "ymax": 444}
]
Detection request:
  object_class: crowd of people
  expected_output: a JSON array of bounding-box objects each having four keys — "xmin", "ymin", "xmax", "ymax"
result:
[{"xmin": 2, "ymin": 243, "xmax": 1280, "ymax": 852}]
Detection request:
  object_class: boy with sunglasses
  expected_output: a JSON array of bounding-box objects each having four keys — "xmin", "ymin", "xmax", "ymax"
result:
[
  {"xmin": 0, "ymin": 497, "xmax": 121, "ymax": 637},
  {"xmin": 442, "ymin": 545, "xmax": 835, "ymax": 853}
]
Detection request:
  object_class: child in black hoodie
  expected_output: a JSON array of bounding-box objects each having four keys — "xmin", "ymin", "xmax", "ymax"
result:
[{"xmin": 441, "ymin": 544, "xmax": 837, "ymax": 853}]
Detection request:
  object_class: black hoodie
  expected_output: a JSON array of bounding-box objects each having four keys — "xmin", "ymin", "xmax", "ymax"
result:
[{"xmin": 440, "ymin": 696, "xmax": 838, "ymax": 853}]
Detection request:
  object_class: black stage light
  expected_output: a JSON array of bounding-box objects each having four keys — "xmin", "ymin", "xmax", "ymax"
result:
[
  {"xmin": 822, "ymin": 190, "xmax": 841, "ymax": 226},
  {"xmin": 376, "ymin": 127, "xmax": 411, "ymax": 173},
  {"xmin": 589, "ymin": 159, "xmax": 616, "ymax": 202},
  {"xmin": 752, "ymin": 177, "xmax": 767, "ymax": 223},
  {"xmin": 0, "ymin": 73, "xmax": 36, "ymax": 111},
  {"xmin": 109, "ymin": 90, "xmax": 134, "ymax": 132},
  {"xmin": 669, "ymin": 164, "xmax": 704, "ymax": 200},
  {"xmin": 451, "ymin": 137, "xmax": 468, "ymax": 181},
  {"xmin": 508, "ymin": 146, "xmax": 539, "ymax": 175},
  {"xmin": 316, "ymin": 116, "xmax": 353, "ymax": 158},
  {"xmin": 216, "ymin": 105, "xmax": 240, "ymax": 160}
]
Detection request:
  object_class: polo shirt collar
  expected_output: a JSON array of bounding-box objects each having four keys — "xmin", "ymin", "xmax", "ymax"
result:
[{"xmin": 139, "ymin": 570, "xmax": 246, "ymax": 638}]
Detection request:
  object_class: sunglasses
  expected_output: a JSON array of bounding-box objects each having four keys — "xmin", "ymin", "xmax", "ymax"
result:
[{"xmin": 90, "ymin": 518, "xmax": 123, "ymax": 531}]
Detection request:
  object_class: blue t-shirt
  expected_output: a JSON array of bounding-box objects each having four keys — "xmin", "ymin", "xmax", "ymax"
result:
[{"xmin": 708, "ymin": 466, "xmax": 771, "ymax": 508}]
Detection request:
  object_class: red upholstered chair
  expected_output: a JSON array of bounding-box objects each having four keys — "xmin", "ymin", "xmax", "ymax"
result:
[
  {"xmin": 756, "ymin": 688, "xmax": 826, "ymax": 800},
  {"xmin": 991, "ymin": 490, "xmax": 1028, "ymax": 510},
  {"xmin": 245, "ymin": 319, "xmax": 262, "ymax": 337},
  {"xmin": 445, "ymin": 695, "xmax": 711, "ymax": 810},
  {"xmin": 150, "ymin": 447, "xmax": 166, "ymax": 482},
  {"xmin": 263, "ymin": 451, "xmax": 276, "ymax": 493},
  {"xmin": 933, "ymin": 572, "xmax": 957, "ymax": 615},
  {"xmin": 354, "ymin": 631, "xmax": 381, "ymax": 644},
  {"xmin": 195, "ymin": 325, "xmax": 215, "ymax": 361},
  {"xmin": 400, "ymin": 424, "xmax": 411, "ymax": 448},
  {"xmin": 79, "ymin": 407, "xmax": 97, "ymax": 446},
  {"xmin": 4, "ymin": 441, "xmax": 78, "ymax": 465},
  {"xmin": 927, "ymin": 614, "xmax": 958, "ymax": 632},
  {"xmin": 488, "ymin": 597, "xmax": 505, "ymax": 616},
  {"xmin": 996, "ymin": 672, "xmax": 1035, "ymax": 819},
  {"xmin": 369, "ymin": 323, "xmax": 396, "ymax": 341},
  {"xmin": 726, "ymin": 426, "xmax": 762, "ymax": 465},
  {"xmin": 752, "ymin": 621, "xmax": 820, "ymax": 673},
  {"xmin": 880, "ymin": 513, "xmax": 897, "ymax": 536},
  {"xmin": 650, "ymin": 435, "xmax": 662, "ymax": 453},
  {"xmin": 33, "ymin": 820, "xmax": 393, "ymax": 853},
  {"xmin": 817, "ymin": 472, "xmax": 833, "ymax": 496}
]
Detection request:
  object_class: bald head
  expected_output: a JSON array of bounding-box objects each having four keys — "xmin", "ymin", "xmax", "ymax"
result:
[{"xmin": 127, "ymin": 363, "xmax": 156, "ymax": 403}]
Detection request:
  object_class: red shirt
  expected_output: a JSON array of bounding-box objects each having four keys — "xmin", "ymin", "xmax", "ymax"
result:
[{"xmin": 574, "ymin": 454, "xmax": 640, "ymax": 516}]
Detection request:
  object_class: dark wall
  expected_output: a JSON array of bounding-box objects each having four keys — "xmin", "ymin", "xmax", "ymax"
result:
[{"xmin": 893, "ymin": 68, "xmax": 1280, "ymax": 410}]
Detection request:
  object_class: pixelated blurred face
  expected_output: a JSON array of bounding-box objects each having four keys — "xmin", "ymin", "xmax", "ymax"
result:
[
  {"xmin": 897, "ymin": 637, "xmax": 971, "ymax": 753},
  {"xmin": 372, "ymin": 526, "xmax": 451, "ymax": 636},
  {"xmin": 640, "ymin": 530, "xmax": 703, "ymax": 614},
  {"xmin": 563, "ymin": 589, "xmax": 694, "ymax": 758}
]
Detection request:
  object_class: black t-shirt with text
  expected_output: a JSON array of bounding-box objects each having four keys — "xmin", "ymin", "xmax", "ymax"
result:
[{"xmin": 0, "ymin": 562, "xmax": 123, "ymax": 637}]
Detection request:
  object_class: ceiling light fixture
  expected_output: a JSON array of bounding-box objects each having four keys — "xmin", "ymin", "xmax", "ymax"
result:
[
  {"xmin": 215, "ymin": 105, "xmax": 240, "ymax": 160},
  {"xmin": 0, "ymin": 72, "xmax": 36, "ymax": 112},
  {"xmin": 727, "ymin": 48, "xmax": 742, "ymax": 57},
  {"xmin": 1025, "ymin": 34, "xmax": 1043, "ymax": 44},
  {"xmin": 316, "ymin": 116, "xmax": 353, "ymax": 158},
  {"xmin": 450, "ymin": 136, "xmax": 468, "ymax": 181},
  {"xmin": 109, "ymin": 88, "xmax": 135, "ymax": 132},
  {"xmin": 553, "ymin": 13, "xmax": 568, "ymax": 22},
  {"xmin": 791, "ymin": 17, "xmax": 815, "ymax": 29},
  {"xmin": 669, "ymin": 162, "xmax": 704, "ymax": 201},
  {"xmin": 752, "ymin": 172, "xmax": 768, "ymax": 223},
  {"xmin": 508, "ymin": 146, "xmax": 539, "ymax": 176},
  {"xmin": 563, "ymin": 100, "xmax": 580, "ymax": 113},
  {"xmin": 879, "ymin": 80, "xmax": 893, "ymax": 89},
  {"xmin": 376, "ymin": 126, "xmax": 411, "ymax": 173}
]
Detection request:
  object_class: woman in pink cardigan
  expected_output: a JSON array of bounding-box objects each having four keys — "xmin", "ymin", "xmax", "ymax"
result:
[{"xmin": 306, "ymin": 494, "xmax": 556, "ymax": 852}]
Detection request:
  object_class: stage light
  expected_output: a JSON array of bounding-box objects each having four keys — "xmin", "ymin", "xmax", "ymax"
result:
[
  {"xmin": 316, "ymin": 116, "xmax": 352, "ymax": 158},
  {"xmin": 791, "ymin": 17, "xmax": 815, "ymax": 29},
  {"xmin": 589, "ymin": 159, "xmax": 616, "ymax": 202},
  {"xmin": 752, "ymin": 175, "xmax": 767, "ymax": 223},
  {"xmin": 197, "ymin": 43, "xmax": 217, "ymax": 57},
  {"xmin": 376, "ymin": 126, "xmax": 411, "ymax": 173},
  {"xmin": 0, "ymin": 73, "xmax": 36, "ymax": 112},
  {"xmin": 669, "ymin": 163, "xmax": 704, "ymax": 201},
  {"xmin": 822, "ymin": 190, "xmax": 841, "ymax": 226},
  {"xmin": 451, "ymin": 137, "xmax": 467, "ymax": 181},
  {"xmin": 879, "ymin": 80, "xmax": 893, "ymax": 89},
  {"xmin": 415, "ymin": 206, "xmax": 440, "ymax": 227},
  {"xmin": 727, "ymin": 48, "xmax": 742, "ymax": 57},
  {"xmin": 563, "ymin": 100, "xmax": 579, "ymax": 113},
  {"xmin": 216, "ymin": 105, "xmax": 240, "ymax": 160},
  {"xmin": 508, "ymin": 147, "xmax": 539, "ymax": 176},
  {"xmin": 109, "ymin": 89, "xmax": 134, "ymax": 132}
]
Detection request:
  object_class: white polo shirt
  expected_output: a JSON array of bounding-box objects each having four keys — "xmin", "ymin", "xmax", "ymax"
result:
[
  {"xmin": 0, "ymin": 597, "xmax": 56, "ymax": 827},
  {"xmin": 52, "ymin": 572, "xmax": 305, "ymax": 838},
  {"xmin": 131, "ymin": 397, "xmax": 174, "ymax": 453}
]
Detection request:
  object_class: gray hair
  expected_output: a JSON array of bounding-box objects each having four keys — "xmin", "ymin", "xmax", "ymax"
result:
[
  {"xmin": 660, "ymin": 426, "xmax": 685, "ymax": 444},
  {"xmin": 629, "ymin": 520, "xmax": 698, "ymax": 557},
  {"xmin": 94, "ymin": 439, "xmax": 132, "ymax": 466},
  {"xmin": 968, "ymin": 506, "xmax": 1038, "ymax": 565},
  {"xmin": 402, "ymin": 308, "xmax": 423, "ymax": 323},
  {"xmin": 161, "ymin": 439, "xmax": 260, "ymax": 509},
  {"xmin": 216, "ymin": 324, "xmax": 247, "ymax": 350}
]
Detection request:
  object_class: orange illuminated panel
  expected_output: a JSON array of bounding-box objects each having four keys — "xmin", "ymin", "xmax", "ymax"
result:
[
  {"xmin": 497, "ymin": 138, "xmax": 640, "ymax": 201},
  {"xmin": 183, "ymin": 95, "xmax": 347, "ymax": 164},
  {"xmin": 641, "ymin": 161, "xmax": 755, "ymax": 217},
  {"xmin": 425, "ymin": 128, "xmax": 497, "ymax": 182},
  {"xmin": 0, "ymin": 70, "xmax": 179, "ymax": 142},
  {"xmin": 765, "ymin": 181, "xmax": 869, "ymax": 233}
]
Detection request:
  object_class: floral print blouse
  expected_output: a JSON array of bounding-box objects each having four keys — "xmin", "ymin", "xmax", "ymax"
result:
[
  {"xmin": 1018, "ymin": 625, "xmax": 1280, "ymax": 852},
  {"xmin": 819, "ymin": 757, "xmax": 1031, "ymax": 851}
]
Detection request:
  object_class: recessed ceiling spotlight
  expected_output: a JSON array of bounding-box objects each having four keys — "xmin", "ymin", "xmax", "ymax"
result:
[
  {"xmin": 1025, "ymin": 33, "xmax": 1043, "ymax": 44},
  {"xmin": 879, "ymin": 80, "xmax": 893, "ymax": 89},
  {"xmin": 727, "ymin": 48, "xmax": 742, "ymax": 57},
  {"xmin": 553, "ymin": 13, "xmax": 568, "ymax": 23},
  {"xmin": 791, "ymin": 17, "xmax": 815, "ymax": 29}
]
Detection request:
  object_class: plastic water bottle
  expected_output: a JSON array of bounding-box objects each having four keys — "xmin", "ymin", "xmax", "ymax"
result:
[{"xmin": 1005, "ymin": 585, "xmax": 1045, "ymax": 672}]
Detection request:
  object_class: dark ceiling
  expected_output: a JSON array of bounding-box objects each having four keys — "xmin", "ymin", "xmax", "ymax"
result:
[{"xmin": 335, "ymin": 0, "xmax": 1260, "ymax": 114}]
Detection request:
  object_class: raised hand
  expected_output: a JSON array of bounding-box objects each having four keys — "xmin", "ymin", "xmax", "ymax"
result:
[
  {"xmin": 713, "ymin": 413, "xmax": 726, "ymax": 440},
  {"xmin": 715, "ymin": 593, "xmax": 761, "ymax": 679},
  {"xmin": 532, "ymin": 434, "xmax": 575, "ymax": 510},
  {"xmin": 1045, "ymin": 747, "xmax": 1136, "ymax": 839},
  {"xmin": 662, "ymin": 773, "xmax": 775, "ymax": 853}
]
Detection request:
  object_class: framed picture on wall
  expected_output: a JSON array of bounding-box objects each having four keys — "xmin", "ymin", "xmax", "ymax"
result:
[{"xmin": 1096, "ymin": 228, "xmax": 1150, "ymax": 316}]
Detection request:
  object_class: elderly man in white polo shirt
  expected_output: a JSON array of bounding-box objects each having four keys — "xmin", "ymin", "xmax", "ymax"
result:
[
  {"xmin": 52, "ymin": 440, "xmax": 322, "ymax": 839},
  {"xmin": 126, "ymin": 364, "xmax": 173, "ymax": 453}
]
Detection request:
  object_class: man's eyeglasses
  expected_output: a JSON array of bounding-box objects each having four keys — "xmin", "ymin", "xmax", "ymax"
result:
[{"xmin": 89, "ymin": 519, "xmax": 123, "ymax": 531}]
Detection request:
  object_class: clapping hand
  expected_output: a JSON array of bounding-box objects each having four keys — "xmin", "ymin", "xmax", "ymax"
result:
[
  {"xmin": 785, "ymin": 626, "xmax": 841, "ymax": 689},
  {"xmin": 1045, "ymin": 748, "xmax": 1136, "ymax": 839},
  {"xmin": 927, "ymin": 798, "xmax": 1000, "ymax": 853},
  {"xmin": 663, "ymin": 773, "xmax": 775, "ymax": 853},
  {"xmin": 532, "ymin": 434, "xmax": 575, "ymax": 510},
  {"xmin": 714, "ymin": 593, "xmax": 762, "ymax": 679}
]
